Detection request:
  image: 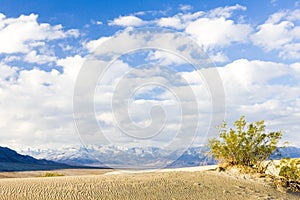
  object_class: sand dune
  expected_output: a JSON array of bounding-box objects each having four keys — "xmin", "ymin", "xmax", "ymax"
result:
[{"xmin": 0, "ymin": 167, "xmax": 299, "ymax": 200}]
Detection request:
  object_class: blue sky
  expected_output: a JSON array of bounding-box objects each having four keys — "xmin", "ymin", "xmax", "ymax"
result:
[
  {"xmin": 0, "ymin": 0, "xmax": 298, "ymax": 64},
  {"xmin": 0, "ymin": 0, "xmax": 300, "ymax": 150}
]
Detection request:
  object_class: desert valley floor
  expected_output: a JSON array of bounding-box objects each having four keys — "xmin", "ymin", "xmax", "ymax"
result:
[{"xmin": 0, "ymin": 167, "xmax": 299, "ymax": 200}]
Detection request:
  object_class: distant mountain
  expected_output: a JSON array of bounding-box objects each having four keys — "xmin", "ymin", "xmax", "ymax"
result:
[
  {"xmin": 21, "ymin": 145, "xmax": 300, "ymax": 169},
  {"xmin": 169, "ymin": 147, "xmax": 216, "ymax": 167},
  {"xmin": 271, "ymin": 146, "xmax": 300, "ymax": 159},
  {"xmin": 21, "ymin": 145, "xmax": 217, "ymax": 169},
  {"xmin": 0, "ymin": 146, "xmax": 71, "ymax": 172}
]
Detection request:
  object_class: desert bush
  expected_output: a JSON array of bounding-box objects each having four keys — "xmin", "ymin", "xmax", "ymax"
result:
[
  {"xmin": 275, "ymin": 158, "xmax": 300, "ymax": 192},
  {"xmin": 37, "ymin": 172, "xmax": 64, "ymax": 177},
  {"xmin": 208, "ymin": 116, "xmax": 282, "ymax": 173},
  {"xmin": 278, "ymin": 158, "xmax": 300, "ymax": 180}
]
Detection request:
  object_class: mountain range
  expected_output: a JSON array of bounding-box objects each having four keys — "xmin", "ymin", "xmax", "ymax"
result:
[
  {"xmin": 0, "ymin": 146, "xmax": 70, "ymax": 172},
  {"xmin": 20, "ymin": 145, "xmax": 300, "ymax": 169},
  {"xmin": 1, "ymin": 145, "xmax": 299, "ymax": 171},
  {"xmin": 20, "ymin": 145, "xmax": 216, "ymax": 169}
]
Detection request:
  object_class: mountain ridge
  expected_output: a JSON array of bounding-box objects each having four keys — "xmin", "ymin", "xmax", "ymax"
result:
[
  {"xmin": 21, "ymin": 145, "xmax": 300, "ymax": 169},
  {"xmin": 0, "ymin": 146, "xmax": 72, "ymax": 172}
]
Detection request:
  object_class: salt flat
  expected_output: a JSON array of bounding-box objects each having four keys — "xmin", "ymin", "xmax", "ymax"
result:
[{"xmin": 104, "ymin": 165, "xmax": 218, "ymax": 175}]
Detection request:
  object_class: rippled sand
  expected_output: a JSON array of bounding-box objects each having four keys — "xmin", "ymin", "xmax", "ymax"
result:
[{"xmin": 0, "ymin": 168, "xmax": 299, "ymax": 200}]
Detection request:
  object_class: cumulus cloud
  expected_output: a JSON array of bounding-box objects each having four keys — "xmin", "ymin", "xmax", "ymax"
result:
[
  {"xmin": 209, "ymin": 52, "xmax": 229, "ymax": 63},
  {"xmin": 0, "ymin": 13, "xmax": 79, "ymax": 54},
  {"xmin": 207, "ymin": 4, "xmax": 246, "ymax": 18},
  {"xmin": 252, "ymin": 21, "xmax": 293, "ymax": 50},
  {"xmin": 91, "ymin": 59, "xmax": 211, "ymax": 147},
  {"xmin": 156, "ymin": 16, "xmax": 184, "ymax": 29},
  {"xmin": 146, "ymin": 50, "xmax": 187, "ymax": 66},
  {"xmin": 153, "ymin": 4, "xmax": 252, "ymax": 51},
  {"xmin": 0, "ymin": 66, "xmax": 78, "ymax": 149},
  {"xmin": 84, "ymin": 36, "xmax": 112, "ymax": 52},
  {"xmin": 1, "ymin": 5, "xmax": 300, "ymax": 150},
  {"xmin": 0, "ymin": 54, "xmax": 86, "ymax": 149},
  {"xmin": 106, "ymin": 4, "xmax": 251, "ymax": 53},
  {"xmin": 73, "ymin": 28, "xmax": 224, "ymax": 148},
  {"xmin": 0, "ymin": 13, "xmax": 83, "ymax": 149},
  {"xmin": 251, "ymin": 9, "xmax": 300, "ymax": 59},
  {"xmin": 90, "ymin": 57, "xmax": 300, "ymax": 147},
  {"xmin": 291, "ymin": 62, "xmax": 300, "ymax": 76},
  {"xmin": 108, "ymin": 15, "xmax": 146, "ymax": 27},
  {"xmin": 219, "ymin": 59, "xmax": 289, "ymax": 87},
  {"xmin": 24, "ymin": 50, "xmax": 57, "ymax": 64},
  {"xmin": 217, "ymin": 59, "xmax": 300, "ymax": 145},
  {"xmin": 0, "ymin": 63, "xmax": 17, "ymax": 84},
  {"xmin": 186, "ymin": 17, "xmax": 252, "ymax": 50}
]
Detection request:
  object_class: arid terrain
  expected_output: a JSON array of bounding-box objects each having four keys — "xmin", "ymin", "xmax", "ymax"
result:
[{"xmin": 0, "ymin": 167, "xmax": 299, "ymax": 200}]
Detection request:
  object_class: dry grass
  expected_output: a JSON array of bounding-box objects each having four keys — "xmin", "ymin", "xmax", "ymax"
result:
[
  {"xmin": 0, "ymin": 170, "xmax": 299, "ymax": 200},
  {"xmin": 36, "ymin": 172, "xmax": 65, "ymax": 177}
]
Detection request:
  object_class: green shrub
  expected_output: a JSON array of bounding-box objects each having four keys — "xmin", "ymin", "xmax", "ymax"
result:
[
  {"xmin": 37, "ymin": 172, "xmax": 65, "ymax": 177},
  {"xmin": 278, "ymin": 158, "xmax": 300, "ymax": 181},
  {"xmin": 273, "ymin": 158, "xmax": 300, "ymax": 192},
  {"xmin": 208, "ymin": 116, "xmax": 282, "ymax": 173}
]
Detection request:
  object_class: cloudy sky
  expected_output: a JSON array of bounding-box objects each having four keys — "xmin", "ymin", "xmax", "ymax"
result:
[{"xmin": 0, "ymin": 0, "xmax": 300, "ymax": 150}]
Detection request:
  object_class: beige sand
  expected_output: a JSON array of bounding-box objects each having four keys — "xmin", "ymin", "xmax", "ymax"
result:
[
  {"xmin": 0, "ymin": 167, "xmax": 299, "ymax": 200},
  {"xmin": 0, "ymin": 168, "xmax": 112, "ymax": 179}
]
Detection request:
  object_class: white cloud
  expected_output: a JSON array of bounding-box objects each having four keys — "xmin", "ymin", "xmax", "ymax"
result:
[
  {"xmin": 0, "ymin": 63, "xmax": 16, "ymax": 84},
  {"xmin": 153, "ymin": 5, "xmax": 252, "ymax": 50},
  {"xmin": 217, "ymin": 59, "xmax": 300, "ymax": 145},
  {"xmin": 108, "ymin": 15, "xmax": 146, "ymax": 27},
  {"xmin": 24, "ymin": 50, "xmax": 57, "ymax": 64},
  {"xmin": 104, "ymin": 5, "xmax": 251, "ymax": 56},
  {"xmin": 96, "ymin": 21, "xmax": 103, "ymax": 25},
  {"xmin": 0, "ymin": 13, "xmax": 79, "ymax": 54},
  {"xmin": 291, "ymin": 62, "xmax": 300, "ymax": 76},
  {"xmin": 0, "ymin": 54, "xmax": 86, "ymax": 149},
  {"xmin": 90, "ymin": 57, "xmax": 300, "ymax": 147},
  {"xmin": 1, "ymin": 5, "xmax": 300, "ymax": 150},
  {"xmin": 218, "ymin": 59, "xmax": 290, "ymax": 97},
  {"xmin": 84, "ymin": 36, "xmax": 112, "ymax": 52},
  {"xmin": 91, "ymin": 60, "xmax": 211, "ymax": 147},
  {"xmin": 186, "ymin": 17, "xmax": 252, "ymax": 50},
  {"xmin": 251, "ymin": 9, "xmax": 300, "ymax": 59},
  {"xmin": 279, "ymin": 43, "xmax": 300, "ymax": 59},
  {"xmin": 209, "ymin": 51, "xmax": 229, "ymax": 63},
  {"xmin": 105, "ymin": 4, "xmax": 251, "ymax": 52},
  {"xmin": 179, "ymin": 4, "xmax": 193, "ymax": 12},
  {"xmin": 180, "ymin": 11, "xmax": 205, "ymax": 21},
  {"xmin": 270, "ymin": 0, "xmax": 278, "ymax": 6},
  {"xmin": 91, "ymin": 20, "xmax": 103, "ymax": 26},
  {"xmin": 2, "ymin": 55, "xmax": 21, "ymax": 63},
  {"xmin": 252, "ymin": 21, "xmax": 294, "ymax": 50},
  {"xmin": 75, "ymin": 28, "xmax": 219, "ymax": 148},
  {"xmin": 108, "ymin": 5, "xmax": 298, "ymax": 62},
  {"xmin": 266, "ymin": 11, "xmax": 287, "ymax": 24},
  {"xmin": 56, "ymin": 55, "xmax": 85, "ymax": 81},
  {"xmin": 156, "ymin": 16, "xmax": 184, "ymax": 29},
  {"xmin": 146, "ymin": 50, "xmax": 187, "ymax": 66},
  {"xmin": 0, "ymin": 67, "xmax": 78, "ymax": 149},
  {"xmin": 207, "ymin": 4, "xmax": 246, "ymax": 18}
]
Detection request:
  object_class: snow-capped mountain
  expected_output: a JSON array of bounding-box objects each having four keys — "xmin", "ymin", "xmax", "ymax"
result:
[
  {"xmin": 20, "ymin": 145, "xmax": 300, "ymax": 169},
  {"xmin": 0, "ymin": 146, "xmax": 70, "ymax": 171},
  {"xmin": 20, "ymin": 145, "xmax": 216, "ymax": 169}
]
